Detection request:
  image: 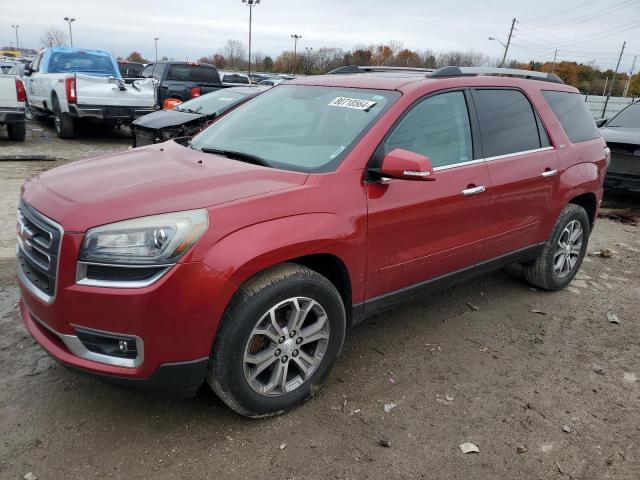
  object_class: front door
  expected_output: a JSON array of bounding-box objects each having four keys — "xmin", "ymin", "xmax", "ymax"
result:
[{"xmin": 365, "ymin": 90, "xmax": 491, "ymax": 302}]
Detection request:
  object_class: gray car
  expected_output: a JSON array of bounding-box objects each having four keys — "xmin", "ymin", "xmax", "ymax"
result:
[{"xmin": 598, "ymin": 101, "xmax": 640, "ymax": 192}]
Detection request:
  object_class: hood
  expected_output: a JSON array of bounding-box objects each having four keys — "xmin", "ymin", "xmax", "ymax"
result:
[
  {"xmin": 132, "ymin": 108, "xmax": 204, "ymax": 130},
  {"xmin": 22, "ymin": 139, "xmax": 308, "ymax": 232},
  {"xmin": 600, "ymin": 127, "xmax": 640, "ymax": 145}
]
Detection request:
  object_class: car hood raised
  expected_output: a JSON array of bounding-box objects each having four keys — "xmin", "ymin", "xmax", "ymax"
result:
[
  {"xmin": 600, "ymin": 127, "xmax": 640, "ymax": 145},
  {"xmin": 22, "ymin": 139, "xmax": 308, "ymax": 232},
  {"xmin": 132, "ymin": 108, "xmax": 203, "ymax": 130}
]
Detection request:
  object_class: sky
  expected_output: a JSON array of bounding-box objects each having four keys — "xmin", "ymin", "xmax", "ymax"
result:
[{"xmin": 3, "ymin": 0, "xmax": 640, "ymax": 72}]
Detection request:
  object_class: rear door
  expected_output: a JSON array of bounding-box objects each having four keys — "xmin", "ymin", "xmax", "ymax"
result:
[
  {"xmin": 471, "ymin": 88, "xmax": 560, "ymax": 259},
  {"xmin": 365, "ymin": 90, "xmax": 491, "ymax": 300}
]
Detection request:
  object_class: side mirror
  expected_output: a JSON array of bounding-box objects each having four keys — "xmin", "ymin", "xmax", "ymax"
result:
[
  {"xmin": 377, "ymin": 148, "xmax": 435, "ymax": 181},
  {"xmin": 595, "ymin": 118, "xmax": 608, "ymax": 128}
]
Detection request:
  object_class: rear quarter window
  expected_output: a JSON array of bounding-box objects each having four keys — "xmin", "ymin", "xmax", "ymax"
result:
[{"xmin": 541, "ymin": 91, "xmax": 600, "ymax": 143}]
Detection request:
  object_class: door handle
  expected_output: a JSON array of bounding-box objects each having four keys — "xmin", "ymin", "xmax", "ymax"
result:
[
  {"xmin": 541, "ymin": 169, "xmax": 558, "ymax": 178},
  {"xmin": 462, "ymin": 185, "xmax": 486, "ymax": 196}
]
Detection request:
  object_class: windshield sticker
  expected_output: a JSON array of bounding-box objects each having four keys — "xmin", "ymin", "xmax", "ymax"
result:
[{"xmin": 328, "ymin": 97, "xmax": 377, "ymax": 111}]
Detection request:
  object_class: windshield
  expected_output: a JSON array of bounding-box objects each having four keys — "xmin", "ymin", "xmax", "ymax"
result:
[
  {"xmin": 608, "ymin": 103, "xmax": 640, "ymax": 128},
  {"xmin": 176, "ymin": 90, "xmax": 248, "ymax": 115},
  {"xmin": 48, "ymin": 51, "xmax": 117, "ymax": 76},
  {"xmin": 190, "ymin": 85, "xmax": 399, "ymax": 172}
]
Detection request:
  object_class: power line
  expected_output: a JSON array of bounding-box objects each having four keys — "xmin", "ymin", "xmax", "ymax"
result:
[
  {"xmin": 521, "ymin": 0, "xmax": 599, "ymax": 23},
  {"xmin": 522, "ymin": 0, "xmax": 639, "ymax": 32}
]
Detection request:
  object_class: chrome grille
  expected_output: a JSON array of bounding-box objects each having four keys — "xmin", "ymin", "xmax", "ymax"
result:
[{"xmin": 16, "ymin": 201, "xmax": 63, "ymax": 300}]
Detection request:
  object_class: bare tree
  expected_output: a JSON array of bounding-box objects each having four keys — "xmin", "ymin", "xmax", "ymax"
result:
[
  {"xmin": 223, "ymin": 39, "xmax": 247, "ymax": 70},
  {"xmin": 40, "ymin": 27, "xmax": 68, "ymax": 47}
]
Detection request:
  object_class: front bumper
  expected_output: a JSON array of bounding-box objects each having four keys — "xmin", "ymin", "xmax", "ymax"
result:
[
  {"xmin": 69, "ymin": 104, "xmax": 156, "ymax": 123},
  {"xmin": 0, "ymin": 107, "xmax": 26, "ymax": 124},
  {"xmin": 18, "ymin": 226, "xmax": 238, "ymax": 395}
]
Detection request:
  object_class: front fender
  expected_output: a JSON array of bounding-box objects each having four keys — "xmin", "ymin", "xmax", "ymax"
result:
[{"xmin": 201, "ymin": 212, "xmax": 367, "ymax": 303}]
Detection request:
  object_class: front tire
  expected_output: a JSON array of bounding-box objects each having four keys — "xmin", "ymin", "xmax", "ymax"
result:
[
  {"xmin": 208, "ymin": 263, "xmax": 346, "ymax": 418},
  {"xmin": 524, "ymin": 204, "xmax": 590, "ymax": 290}
]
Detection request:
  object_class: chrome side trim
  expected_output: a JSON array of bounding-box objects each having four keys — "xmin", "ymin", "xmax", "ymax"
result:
[
  {"xmin": 75, "ymin": 261, "xmax": 173, "ymax": 289},
  {"xmin": 433, "ymin": 147, "xmax": 555, "ymax": 172},
  {"xmin": 483, "ymin": 146, "xmax": 554, "ymax": 162},
  {"xmin": 33, "ymin": 315, "xmax": 144, "ymax": 368}
]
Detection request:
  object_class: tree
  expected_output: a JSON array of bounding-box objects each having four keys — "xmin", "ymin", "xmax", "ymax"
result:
[
  {"xmin": 628, "ymin": 74, "xmax": 640, "ymax": 97},
  {"xmin": 126, "ymin": 51, "xmax": 148, "ymax": 63},
  {"xmin": 263, "ymin": 56, "xmax": 274, "ymax": 71},
  {"xmin": 40, "ymin": 27, "xmax": 67, "ymax": 47},
  {"xmin": 396, "ymin": 49, "xmax": 422, "ymax": 67},
  {"xmin": 223, "ymin": 39, "xmax": 247, "ymax": 69}
]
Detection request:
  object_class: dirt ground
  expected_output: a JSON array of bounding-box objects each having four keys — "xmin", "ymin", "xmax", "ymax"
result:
[{"xmin": 1, "ymin": 120, "xmax": 639, "ymax": 480}]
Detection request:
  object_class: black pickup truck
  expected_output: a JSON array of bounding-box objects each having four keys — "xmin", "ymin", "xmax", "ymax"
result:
[{"xmin": 140, "ymin": 61, "xmax": 230, "ymax": 103}]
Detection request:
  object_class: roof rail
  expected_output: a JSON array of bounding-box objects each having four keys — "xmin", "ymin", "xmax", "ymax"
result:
[
  {"xmin": 329, "ymin": 65, "xmax": 435, "ymax": 75},
  {"xmin": 430, "ymin": 66, "xmax": 564, "ymax": 84}
]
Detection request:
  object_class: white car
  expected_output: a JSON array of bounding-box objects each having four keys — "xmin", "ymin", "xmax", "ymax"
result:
[
  {"xmin": 0, "ymin": 73, "xmax": 27, "ymax": 141},
  {"xmin": 220, "ymin": 71, "xmax": 252, "ymax": 86},
  {"xmin": 24, "ymin": 47, "xmax": 157, "ymax": 138}
]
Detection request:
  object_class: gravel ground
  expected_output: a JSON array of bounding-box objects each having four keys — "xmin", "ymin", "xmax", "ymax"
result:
[{"xmin": 0, "ymin": 120, "xmax": 639, "ymax": 480}]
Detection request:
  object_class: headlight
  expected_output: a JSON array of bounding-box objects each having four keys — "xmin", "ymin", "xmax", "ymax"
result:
[{"xmin": 79, "ymin": 209, "xmax": 208, "ymax": 265}]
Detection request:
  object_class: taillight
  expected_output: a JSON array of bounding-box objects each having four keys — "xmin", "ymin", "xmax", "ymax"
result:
[
  {"xmin": 65, "ymin": 77, "xmax": 77, "ymax": 103},
  {"xmin": 190, "ymin": 86, "xmax": 201, "ymax": 98},
  {"xmin": 15, "ymin": 78, "xmax": 26, "ymax": 102}
]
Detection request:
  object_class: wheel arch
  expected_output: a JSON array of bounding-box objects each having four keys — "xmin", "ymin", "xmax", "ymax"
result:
[{"xmin": 568, "ymin": 192, "xmax": 597, "ymax": 230}]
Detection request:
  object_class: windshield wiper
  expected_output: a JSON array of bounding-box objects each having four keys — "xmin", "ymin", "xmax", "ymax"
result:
[{"xmin": 198, "ymin": 147, "xmax": 272, "ymax": 168}]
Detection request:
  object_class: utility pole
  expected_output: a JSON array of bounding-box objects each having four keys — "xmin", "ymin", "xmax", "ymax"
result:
[
  {"xmin": 305, "ymin": 46, "xmax": 313, "ymax": 74},
  {"xmin": 602, "ymin": 76, "xmax": 609, "ymax": 96},
  {"xmin": 63, "ymin": 17, "xmax": 76, "ymax": 47},
  {"xmin": 602, "ymin": 40, "xmax": 626, "ymax": 116},
  {"xmin": 623, "ymin": 54, "xmax": 638, "ymax": 97},
  {"xmin": 500, "ymin": 17, "xmax": 516, "ymax": 68},
  {"xmin": 154, "ymin": 37, "xmax": 159, "ymax": 61},
  {"xmin": 551, "ymin": 49, "xmax": 558, "ymax": 73},
  {"xmin": 11, "ymin": 25, "xmax": 19, "ymax": 51},
  {"xmin": 291, "ymin": 34, "xmax": 302, "ymax": 74},
  {"xmin": 242, "ymin": 0, "xmax": 260, "ymax": 77}
]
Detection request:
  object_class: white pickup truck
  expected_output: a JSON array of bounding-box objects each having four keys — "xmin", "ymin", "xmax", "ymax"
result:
[
  {"xmin": 24, "ymin": 47, "xmax": 157, "ymax": 138},
  {"xmin": 0, "ymin": 73, "xmax": 26, "ymax": 141}
]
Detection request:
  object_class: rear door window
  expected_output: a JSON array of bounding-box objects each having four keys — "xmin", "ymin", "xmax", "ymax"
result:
[
  {"xmin": 384, "ymin": 91, "xmax": 473, "ymax": 168},
  {"xmin": 541, "ymin": 90, "xmax": 600, "ymax": 143},
  {"xmin": 473, "ymin": 89, "xmax": 542, "ymax": 158}
]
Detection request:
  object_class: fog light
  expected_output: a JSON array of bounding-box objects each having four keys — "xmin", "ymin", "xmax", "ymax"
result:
[
  {"xmin": 118, "ymin": 340, "xmax": 129, "ymax": 354},
  {"xmin": 75, "ymin": 327, "xmax": 138, "ymax": 359}
]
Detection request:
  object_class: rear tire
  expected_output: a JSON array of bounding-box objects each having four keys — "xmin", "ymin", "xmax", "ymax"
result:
[
  {"xmin": 524, "ymin": 204, "xmax": 590, "ymax": 291},
  {"xmin": 7, "ymin": 122, "xmax": 26, "ymax": 141},
  {"xmin": 208, "ymin": 263, "xmax": 346, "ymax": 418},
  {"xmin": 52, "ymin": 97, "xmax": 75, "ymax": 139}
]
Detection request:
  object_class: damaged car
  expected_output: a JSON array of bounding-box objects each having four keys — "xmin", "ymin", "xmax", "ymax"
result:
[
  {"xmin": 131, "ymin": 86, "xmax": 269, "ymax": 147},
  {"xmin": 598, "ymin": 100, "xmax": 640, "ymax": 192}
]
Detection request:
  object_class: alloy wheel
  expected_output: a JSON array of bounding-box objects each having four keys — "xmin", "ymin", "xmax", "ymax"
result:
[
  {"xmin": 243, "ymin": 297, "xmax": 330, "ymax": 397},
  {"xmin": 553, "ymin": 220, "xmax": 583, "ymax": 278}
]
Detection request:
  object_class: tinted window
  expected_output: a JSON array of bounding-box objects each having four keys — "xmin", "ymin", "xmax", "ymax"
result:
[
  {"xmin": 542, "ymin": 90, "xmax": 599, "ymax": 143},
  {"xmin": 166, "ymin": 64, "xmax": 220, "ymax": 83},
  {"xmin": 222, "ymin": 74, "xmax": 250, "ymax": 84},
  {"xmin": 384, "ymin": 91, "xmax": 473, "ymax": 168},
  {"xmin": 474, "ymin": 89, "xmax": 541, "ymax": 158},
  {"xmin": 607, "ymin": 102, "xmax": 640, "ymax": 128}
]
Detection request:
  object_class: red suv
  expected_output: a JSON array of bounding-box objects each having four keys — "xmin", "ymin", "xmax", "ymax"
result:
[{"xmin": 17, "ymin": 66, "xmax": 608, "ymax": 417}]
